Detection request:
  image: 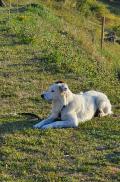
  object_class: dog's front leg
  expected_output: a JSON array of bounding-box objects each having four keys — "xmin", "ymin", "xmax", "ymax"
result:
[
  {"xmin": 41, "ymin": 114, "xmax": 78, "ymax": 129},
  {"xmin": 33, "ymin": 113, "xmax": 58, "ymax": 129}
]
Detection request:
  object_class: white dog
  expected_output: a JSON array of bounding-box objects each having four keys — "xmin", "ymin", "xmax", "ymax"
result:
[{"xmin": 34, "ymin": 81, "xmax": 112, "ymax": 129}]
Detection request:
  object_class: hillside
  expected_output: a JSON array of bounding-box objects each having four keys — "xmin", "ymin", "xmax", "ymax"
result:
[{"xmin": 0, "ymin": 0, "xmax": 120, "ymax": 181}]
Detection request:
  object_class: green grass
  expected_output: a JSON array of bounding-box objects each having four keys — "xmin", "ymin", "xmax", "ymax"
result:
[
  {"xmin": 0, "ymin": 115, "xmax": 120, "ymax": 181},
  {"xmin": 0, "ymin": 1, "xmax": 120, "ymax": 181}
]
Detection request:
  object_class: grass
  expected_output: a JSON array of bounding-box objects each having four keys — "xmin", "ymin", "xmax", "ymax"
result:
[
  {"xmin": 0, "ymin": 115, "xmax": 120, "ymax": 181},
  {"xmin": 0, "ymin": 0, "xmax": 120, "ymax": 181}
]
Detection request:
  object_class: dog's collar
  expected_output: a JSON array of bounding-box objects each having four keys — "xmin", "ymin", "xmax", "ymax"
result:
[
  {"xmin": 59, "ymin": 105, "xmax": 66, "ymax": 119},
  {"xmin": 61, "ymin": 105, "xmax": 66, "ymax": 111}
]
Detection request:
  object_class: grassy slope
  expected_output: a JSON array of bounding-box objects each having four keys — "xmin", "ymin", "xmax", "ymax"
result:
[{"xmin": 0, "ymin": 1, "xmax": 120, "ymax": 181}]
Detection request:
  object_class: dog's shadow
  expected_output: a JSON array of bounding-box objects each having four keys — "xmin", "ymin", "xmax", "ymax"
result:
[{"xmin": 0, "ymin": 113, "xmax": 42, "ymax": 136}]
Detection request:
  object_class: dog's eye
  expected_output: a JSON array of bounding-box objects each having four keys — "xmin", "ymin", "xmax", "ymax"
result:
[{"xmin": 51, "ymin": 90, "xmax": 55, "ymax": 92}]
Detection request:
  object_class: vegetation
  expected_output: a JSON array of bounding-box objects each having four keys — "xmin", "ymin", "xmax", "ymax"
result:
[{"xmin": 0, "ymin": 0, "xmax": 120, "ymax": 181}]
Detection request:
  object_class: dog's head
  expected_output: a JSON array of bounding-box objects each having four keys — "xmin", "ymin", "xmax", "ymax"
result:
[{"xmin": 41, "ymin": 81, "xmax": 70, "ymax": 105}]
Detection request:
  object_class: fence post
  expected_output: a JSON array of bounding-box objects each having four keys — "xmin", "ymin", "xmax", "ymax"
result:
[{"xmin": 101, "ymin": 16, "xmax": 105, "ymax": 51}]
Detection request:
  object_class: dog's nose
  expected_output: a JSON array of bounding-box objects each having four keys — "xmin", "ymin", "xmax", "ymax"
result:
[{"xmin": 41, "ymin": 94, "xmax": 44, "ymax": 99}]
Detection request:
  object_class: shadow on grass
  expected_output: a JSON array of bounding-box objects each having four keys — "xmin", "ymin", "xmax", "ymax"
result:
[
  {"xmin": 29, "ymin": 57, "xmax": 61, "ymax": 74},
  {"xmin": 105, "ymin": 151, "xmax": 120, "ymax": 165},
  {"xmin": 0, "ymin": 115, "xmax": 42, "ymax": 136},
  {"xmin": 0, "ymin": 32, "xmax": 24, "ymax": 47},
  {"xmin": 10, "ymin": 6, "xmax": 27, "ymax": 13},
  {"xmin": 10, "ymin": 3, "xmax": 41, "ymax": 14},
  {"xmin": 100, "ymin": 0, "xmax": 120, "ymax": 15}
]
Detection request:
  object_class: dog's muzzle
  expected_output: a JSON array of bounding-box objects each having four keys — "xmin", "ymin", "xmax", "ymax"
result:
[{"xmin": 41, "ymin": 94, "xmax": 52, "ymax": 102}]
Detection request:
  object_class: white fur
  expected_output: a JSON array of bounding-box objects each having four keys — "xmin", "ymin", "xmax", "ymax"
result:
[{"xmin": 33, "ymin": 82, "xmax": 112, "ymax": 129}]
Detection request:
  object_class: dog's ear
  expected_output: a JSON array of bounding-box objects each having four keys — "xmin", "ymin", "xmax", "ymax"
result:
[{"xmin": 55, "ymin": 80, "xmax": 64, "ymax": 84}]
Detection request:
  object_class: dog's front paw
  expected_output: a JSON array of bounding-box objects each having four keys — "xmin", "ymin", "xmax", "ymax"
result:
[
  {"xmin": 33, "ymin": 124, "xmax": 38, "ymax": 129},
  {"xmin": 41, "ymin": 125, "xmax": 47, "ymax": 129},
  {"xmin": 33, "ymin": 123, "xmax": 42, "ymax": 129},
  {"xmin": 41, "ymin": 125, "xmax": 51, "ymax": 129}
]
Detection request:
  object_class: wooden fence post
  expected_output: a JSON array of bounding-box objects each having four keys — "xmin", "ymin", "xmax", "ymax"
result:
[{"xmin": 101, "ymin": 16, "xmax": 105, "ymax": 50}]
